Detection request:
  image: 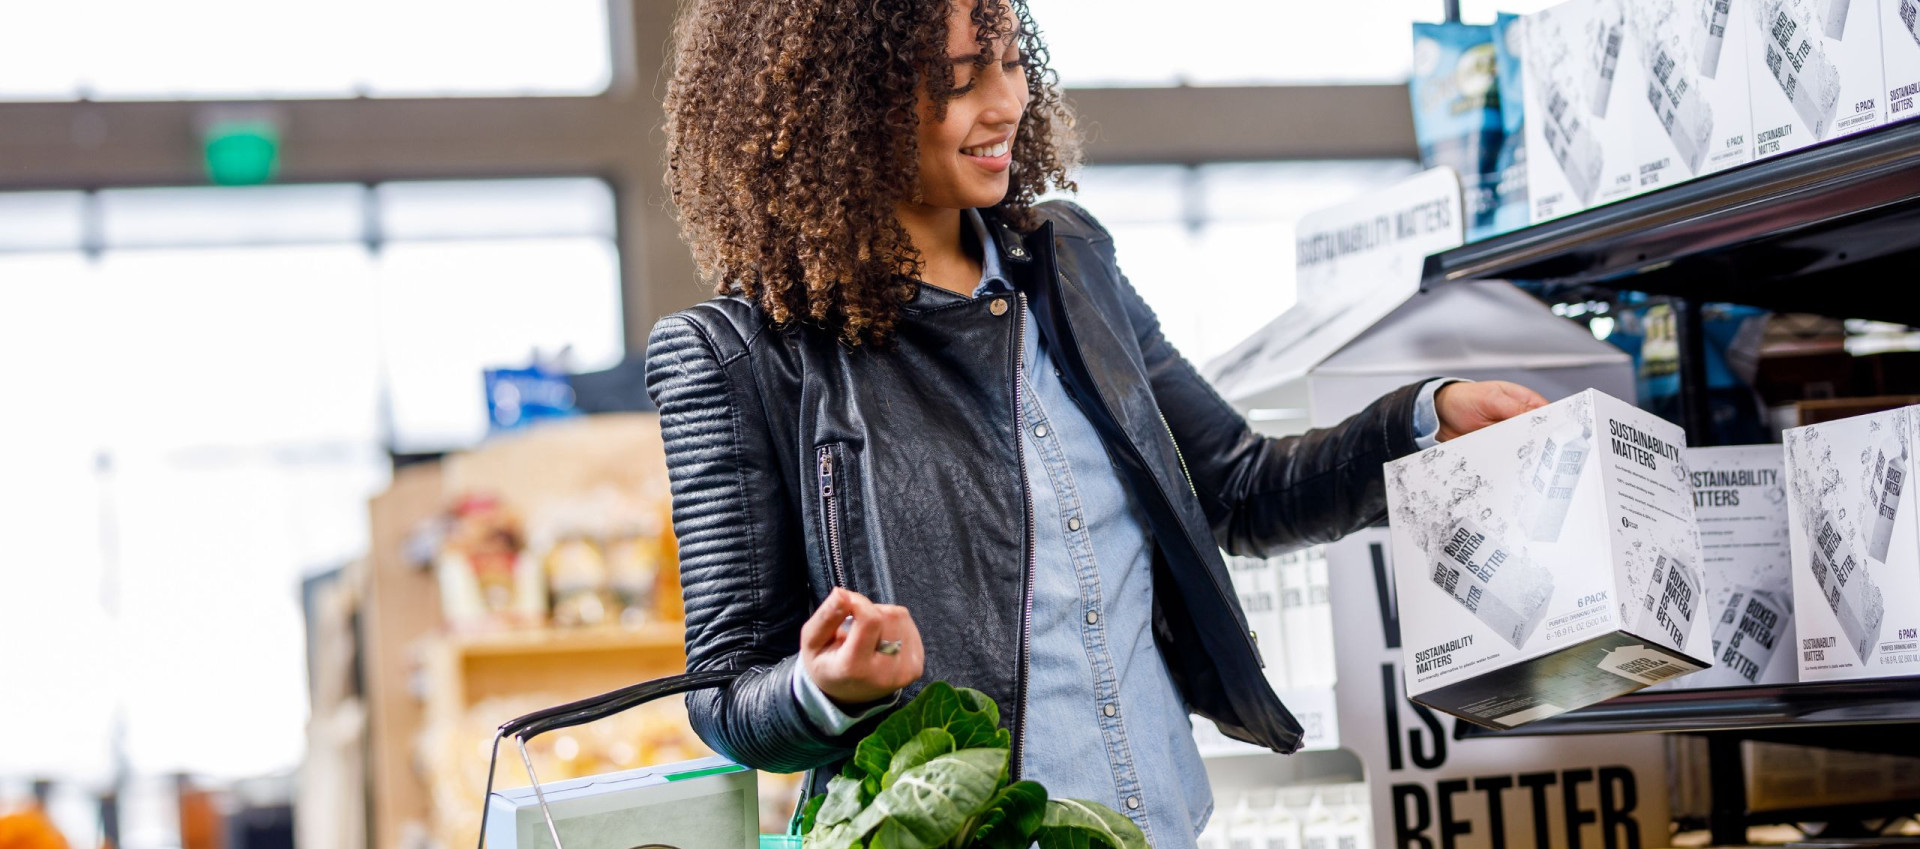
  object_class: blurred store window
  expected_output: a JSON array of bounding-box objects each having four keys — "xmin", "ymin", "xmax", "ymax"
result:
[
  {"xmin": 0, "ymin": 179, "xmax": 619, "ymax": 795},
  {"xmin": 0, "ymin": 0, "xmax": 611, "ymax": 101},
  {"xmin": 1055, "ymin": 160, "xmax": 1421, "ymax": 365}
]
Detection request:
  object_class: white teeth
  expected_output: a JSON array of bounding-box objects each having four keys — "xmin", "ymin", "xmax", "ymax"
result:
[{"xmin": 963, "ymin": 139, "xmax": 1011, "ymax": 158}]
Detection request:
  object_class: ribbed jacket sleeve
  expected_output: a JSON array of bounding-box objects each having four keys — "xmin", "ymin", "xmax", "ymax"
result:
[{"xmin": 645, "ymin": 313, "xmax": 854, "ymax": 773}]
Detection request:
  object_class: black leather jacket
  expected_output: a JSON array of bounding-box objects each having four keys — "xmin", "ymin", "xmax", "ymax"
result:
[{"xmin": 644, "ymin": 201, "xmax": 1424, "ymax": 785}]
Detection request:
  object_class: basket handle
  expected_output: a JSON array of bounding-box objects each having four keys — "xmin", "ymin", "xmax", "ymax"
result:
[{"xmin": 478, "ymin": 669, "xmax": 744, "ymax": 849}]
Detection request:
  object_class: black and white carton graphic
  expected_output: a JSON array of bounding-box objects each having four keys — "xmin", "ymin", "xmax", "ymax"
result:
[
  {"xmin": 1627, "ymin": 0, "xmax": 1757, "ymax": 187},
  {"xmin": 1385, "ymin": 389, "xmax": 1710, "ymax": 729},
  {"xmin": 1520, "ymin": 0, "xmax": 1645, "ymax": 221},
  {"xmin": 1786, "ymin": 405, "xmax": 1920, "ymax": 680},
  {"xmin": 1888, "ymin": 0, "xmax": 1920, "ymax": 121},
  {"xmin": 1525, "ymin": 422, "xmax": 1591, "ymax": 541},
  {"xmin": 1430, "ymin": 516, "xmax": 1556, "ymax": 647},
  {"xmin": 1675, "ymin": 444, "xmax": 1797, "ymax": 687},
  {"xmin": 1748, "ymin": 0, "xmax": 1886, "ymax": 159}
]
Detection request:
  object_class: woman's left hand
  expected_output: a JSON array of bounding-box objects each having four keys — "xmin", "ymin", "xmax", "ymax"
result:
[{"xmin": 1435, "ymin": 380, "xmax": 1551, "ymax": 442}]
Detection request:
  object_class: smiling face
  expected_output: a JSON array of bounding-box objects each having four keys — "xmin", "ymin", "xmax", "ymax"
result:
[{"xmin": 909, "ymin": 0, "xmax": 1031, "ymax": 211}]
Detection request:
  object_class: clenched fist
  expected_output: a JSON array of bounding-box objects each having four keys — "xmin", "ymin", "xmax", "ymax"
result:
[
  {"xmin": 1435, "ymin": 380, "xmax": 1551, "ymax": 443},
  {"xmin": 801, "ymin": 588, "xmax": 925, "ymax": 708}
]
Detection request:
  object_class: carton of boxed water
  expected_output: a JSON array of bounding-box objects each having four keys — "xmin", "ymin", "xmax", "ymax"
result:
[
  {"xmin": 1678, "ymin": 445, "xmax": 1798, "ymax": 688},
  {"xmin": 1520, "ymin": 0, "xmax": 1647, "ymax": 222},
  {"xmin": 1626, "ymin": 0, "xmax": 1758, "ymax": 188},
  {"xmin": 1747, "ymin": 0, "xmax": 1886, "ymax": 159},
  {"xmin": 1885, "ymin": 0, "xmax": 1920, "ymax": 121},
  {"xmin": 1384, "ymin": 389, "xmax": 1711, "ymax": 729},
  {"xmin": 1784, "ymin": 405, "xmax": 1919, "ymax": 680}
]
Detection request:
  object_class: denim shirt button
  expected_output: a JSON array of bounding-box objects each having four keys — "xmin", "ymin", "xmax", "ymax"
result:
[
  {"xmin": 1086, "ymin": 610, "xmax": 1099, "ymax": 625},
  {"xmin": 1103, "ymin": 704, "xmax": 1117, "ymax": 718},
  {"xmin": 1068, "ymin": 516, "xmax": 1081, "ymax": 531}
]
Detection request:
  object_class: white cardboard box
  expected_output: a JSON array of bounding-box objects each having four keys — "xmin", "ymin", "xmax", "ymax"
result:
[
  {"xmin": 1384, "ymin": 389, "xmax": 1711, "ymax": 728},
  {"xmin": 1784, "ymin": 405, "xmax": 1919, "ymax": 680},
  {"xmin": 1678, "ymin": 444, "xmax": 1798, "ymax": 688},
  {"xmin": 1627, "ymin": 0, "xmax": 1758, "ymax": 186},
  {"xmin": 1884, "ymin": 0, "xmax": 1920, "ymax": 121},
  {"xmin": 1748, "ymin": 0, "xmax": 1886, "ymax": 158},
  {"xmin": 1520, "ymin": 0, "xmax": 1646, "ymax": 222}
]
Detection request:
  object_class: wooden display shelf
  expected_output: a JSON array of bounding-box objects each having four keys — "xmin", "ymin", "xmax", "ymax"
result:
[{"xmin": 428, "ymin": 623, "xmax": 688, "ymax": 715}]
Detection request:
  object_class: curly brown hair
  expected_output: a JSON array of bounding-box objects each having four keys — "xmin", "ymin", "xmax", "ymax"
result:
[{"xmin": 663, "ymin": 0, "xmax": 1079, "ymax": 345}]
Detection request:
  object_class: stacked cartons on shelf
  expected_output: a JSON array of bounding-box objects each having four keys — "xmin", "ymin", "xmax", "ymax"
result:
[
  {"xmin": 1519, "ymin": 0, "xmax": 1646, "ymax": 221},
  {"xmin": 1785, "ymin": 404, "xmax": 1918, "ymax": 680},
  {"xmin": 1674, "ymin": 445, "xmax": 1799, "ymax": 688},
  {"xmin": 1748, "ymin": 0, "xmax": 1887, "ymax": 158},
  {"xmin": 1886, "ymin": 0, "xmax": 1920, "ymax": 121}
]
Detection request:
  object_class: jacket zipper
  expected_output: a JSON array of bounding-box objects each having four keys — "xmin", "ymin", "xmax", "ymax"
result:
[
  {"xmin": 817, "ymin": 446, "xmax": 849, "ymax": 589},
  {"xmin": 1158, "ymin": 410, "xmax": 1198, "ymax": 499},
  {"xmin": 1010, "ymin": 291, "xmax": 1038, "ymax": 781}
]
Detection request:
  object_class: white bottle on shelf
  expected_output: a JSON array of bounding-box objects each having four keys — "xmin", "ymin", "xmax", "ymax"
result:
[
  {"xmin": 1280, "ymin": 551, "xmax": 1316, "ymax": 690},
  {"xmin": 1299, "ymin": 789, "xmax": 1339, "ymax": 849},
  {"xmin": 1259, "ymin": 790, "xmax": 1305, "ymax": 849},
  {"xmin": 1303, "ymin": 548, "xmax": 1337, "ymax": 688}
]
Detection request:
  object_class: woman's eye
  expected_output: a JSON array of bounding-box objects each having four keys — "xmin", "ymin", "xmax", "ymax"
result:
[{"xmin": 1004, "ymin": 52, "xmax": 1029, "ymax": 70}]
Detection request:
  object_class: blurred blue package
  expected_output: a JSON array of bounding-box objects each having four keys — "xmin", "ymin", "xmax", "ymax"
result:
[
  {"xmin": 485, "ymin": 362, "xmax": 579, "ymax": 434},
  {"xmin": 1490, "ymin": 13, "xmax": 1530, "ymax": 235},
  {"xmin": 1410, "ymin": 21, "xmax": 1526, "ymax": 241}
]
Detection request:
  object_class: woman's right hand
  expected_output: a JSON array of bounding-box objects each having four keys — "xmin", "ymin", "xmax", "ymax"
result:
[{"xmin": 800, "ymin": 587, "xmax": 925, "ymax": 708}]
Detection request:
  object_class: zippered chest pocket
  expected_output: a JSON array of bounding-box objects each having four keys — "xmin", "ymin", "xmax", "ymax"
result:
[
  {"xmin": 812, "ymin": 441, "xmax": 887, "ymax": 596},
  {"xmin": 816, "ymin": 443, "xmax": 852, "ymax": 590}
]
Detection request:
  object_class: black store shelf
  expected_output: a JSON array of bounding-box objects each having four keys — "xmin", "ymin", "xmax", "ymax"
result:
[
  {"xmin": 1421, "ymin": 119, "xmax": 1920, "ymax": 325},
  {"xmin": 1455, "ymin": 676, "xmax": 1920, "ymax": 756}
]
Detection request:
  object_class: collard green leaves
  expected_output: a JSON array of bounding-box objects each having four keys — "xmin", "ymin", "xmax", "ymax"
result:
[
  {"xmin": 798, "ymin": 683, "xmax": 1146, "ymax": 849},
  {"xmin": 851, "ymin": 682, "xmax": 1007, "ymax": 785},
  {"xmin": 1033, "ymin": 799, "xmax": 1151, "ymax": 849}
]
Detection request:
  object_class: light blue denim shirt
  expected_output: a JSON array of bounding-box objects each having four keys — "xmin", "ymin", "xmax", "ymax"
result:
[{"xmin": 795, "ymin": 209, "xmax": 1454, "ymax": 847}]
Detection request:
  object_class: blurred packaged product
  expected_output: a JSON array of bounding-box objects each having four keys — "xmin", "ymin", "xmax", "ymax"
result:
[
  {"xmin": 1747, "ymin": 0, "xmax": 1886, "ymax": 158},
  {"xmin": 1226, "ymin": 554, "xmax": 1287, "ymax": 687},
  {"xmin": 1385, "ymin": 389, "xmax": 1711, "ymax": 729},
  {"xmin": 1300, "ymin": 549, "xmax": 1336, "ymax": 689},
  {"xmin": 1410, "ymin": 22, "xmax": 1525, "ymax": 240},
  {"xmin": 1199, "ymin": 785, "xmax": 1370, "ymax": 849},
  {"xmin": 1491, "ymin": 13, "xmax": 1531, "ymax": 234},
  {"xmin": 606, "ymin": 525, "xmax": 666, "ymax": 628},
  {"xmin": 1785, "ymin": 404, "xmax": 1918, "ymax": 680},
  {"xmin": 434, "ymin": 494, "xmax": 544, "ymax": 631},
  {"xmin": 485, "ymin": 357, "xmax": 581, "ymax": 435},
  {"xmin": 1676, "ymin": 444, "xmax": 1798, "ymax": 687},
  {"xmin": 545, "ymin": 533, "xmax": 614, "ymax": 628},
  {"xmin": 1887, "ymin": 0, "xmax": 1920, "ymax": 120}
]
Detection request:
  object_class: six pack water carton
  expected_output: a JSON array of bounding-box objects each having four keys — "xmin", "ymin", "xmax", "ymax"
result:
[{"xmin": 1385, "ymin": 389, "xmax": 1712, "ymax": 729}]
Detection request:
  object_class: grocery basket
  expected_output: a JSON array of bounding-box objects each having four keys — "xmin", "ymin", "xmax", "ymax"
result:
[{"xmin": 476, "ymin": 670, "xmax": 794, "ymax": 849}]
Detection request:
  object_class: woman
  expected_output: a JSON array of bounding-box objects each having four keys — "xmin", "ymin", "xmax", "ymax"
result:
[{"xmin": 646, "ymin": 0, "xmax": 1548, "ymax": 845}]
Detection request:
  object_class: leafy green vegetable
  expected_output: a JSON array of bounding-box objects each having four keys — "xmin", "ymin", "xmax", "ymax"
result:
[
  {"xmin": 799, "ymin": 683, "xmax": 1147, "ymax": 849},
  {"xmin": 851, "ymin": 682, "xmax": 1008, "ymax": 786},
  {"xmin": 968, "ymin": 781, "xmax": 1047, "ymax": 849},
  {"xmin": 883, "ymin": 728, "xmax": 957, "ymax": 791},
  {"xmin": 1033, "ymin": 799, "xmax": 1151, "ymax": 849}
]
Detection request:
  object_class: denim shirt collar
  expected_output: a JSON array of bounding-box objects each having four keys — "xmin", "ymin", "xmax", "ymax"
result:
[{"xmin": 905, "ymin": 208, "xmax": 1014, "ymax": 308}]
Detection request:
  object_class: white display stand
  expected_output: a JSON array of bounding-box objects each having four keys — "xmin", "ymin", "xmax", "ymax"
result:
[{"xmin": 1201, "ymin": 169, "xmax": 1676, "ymax": 849}]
